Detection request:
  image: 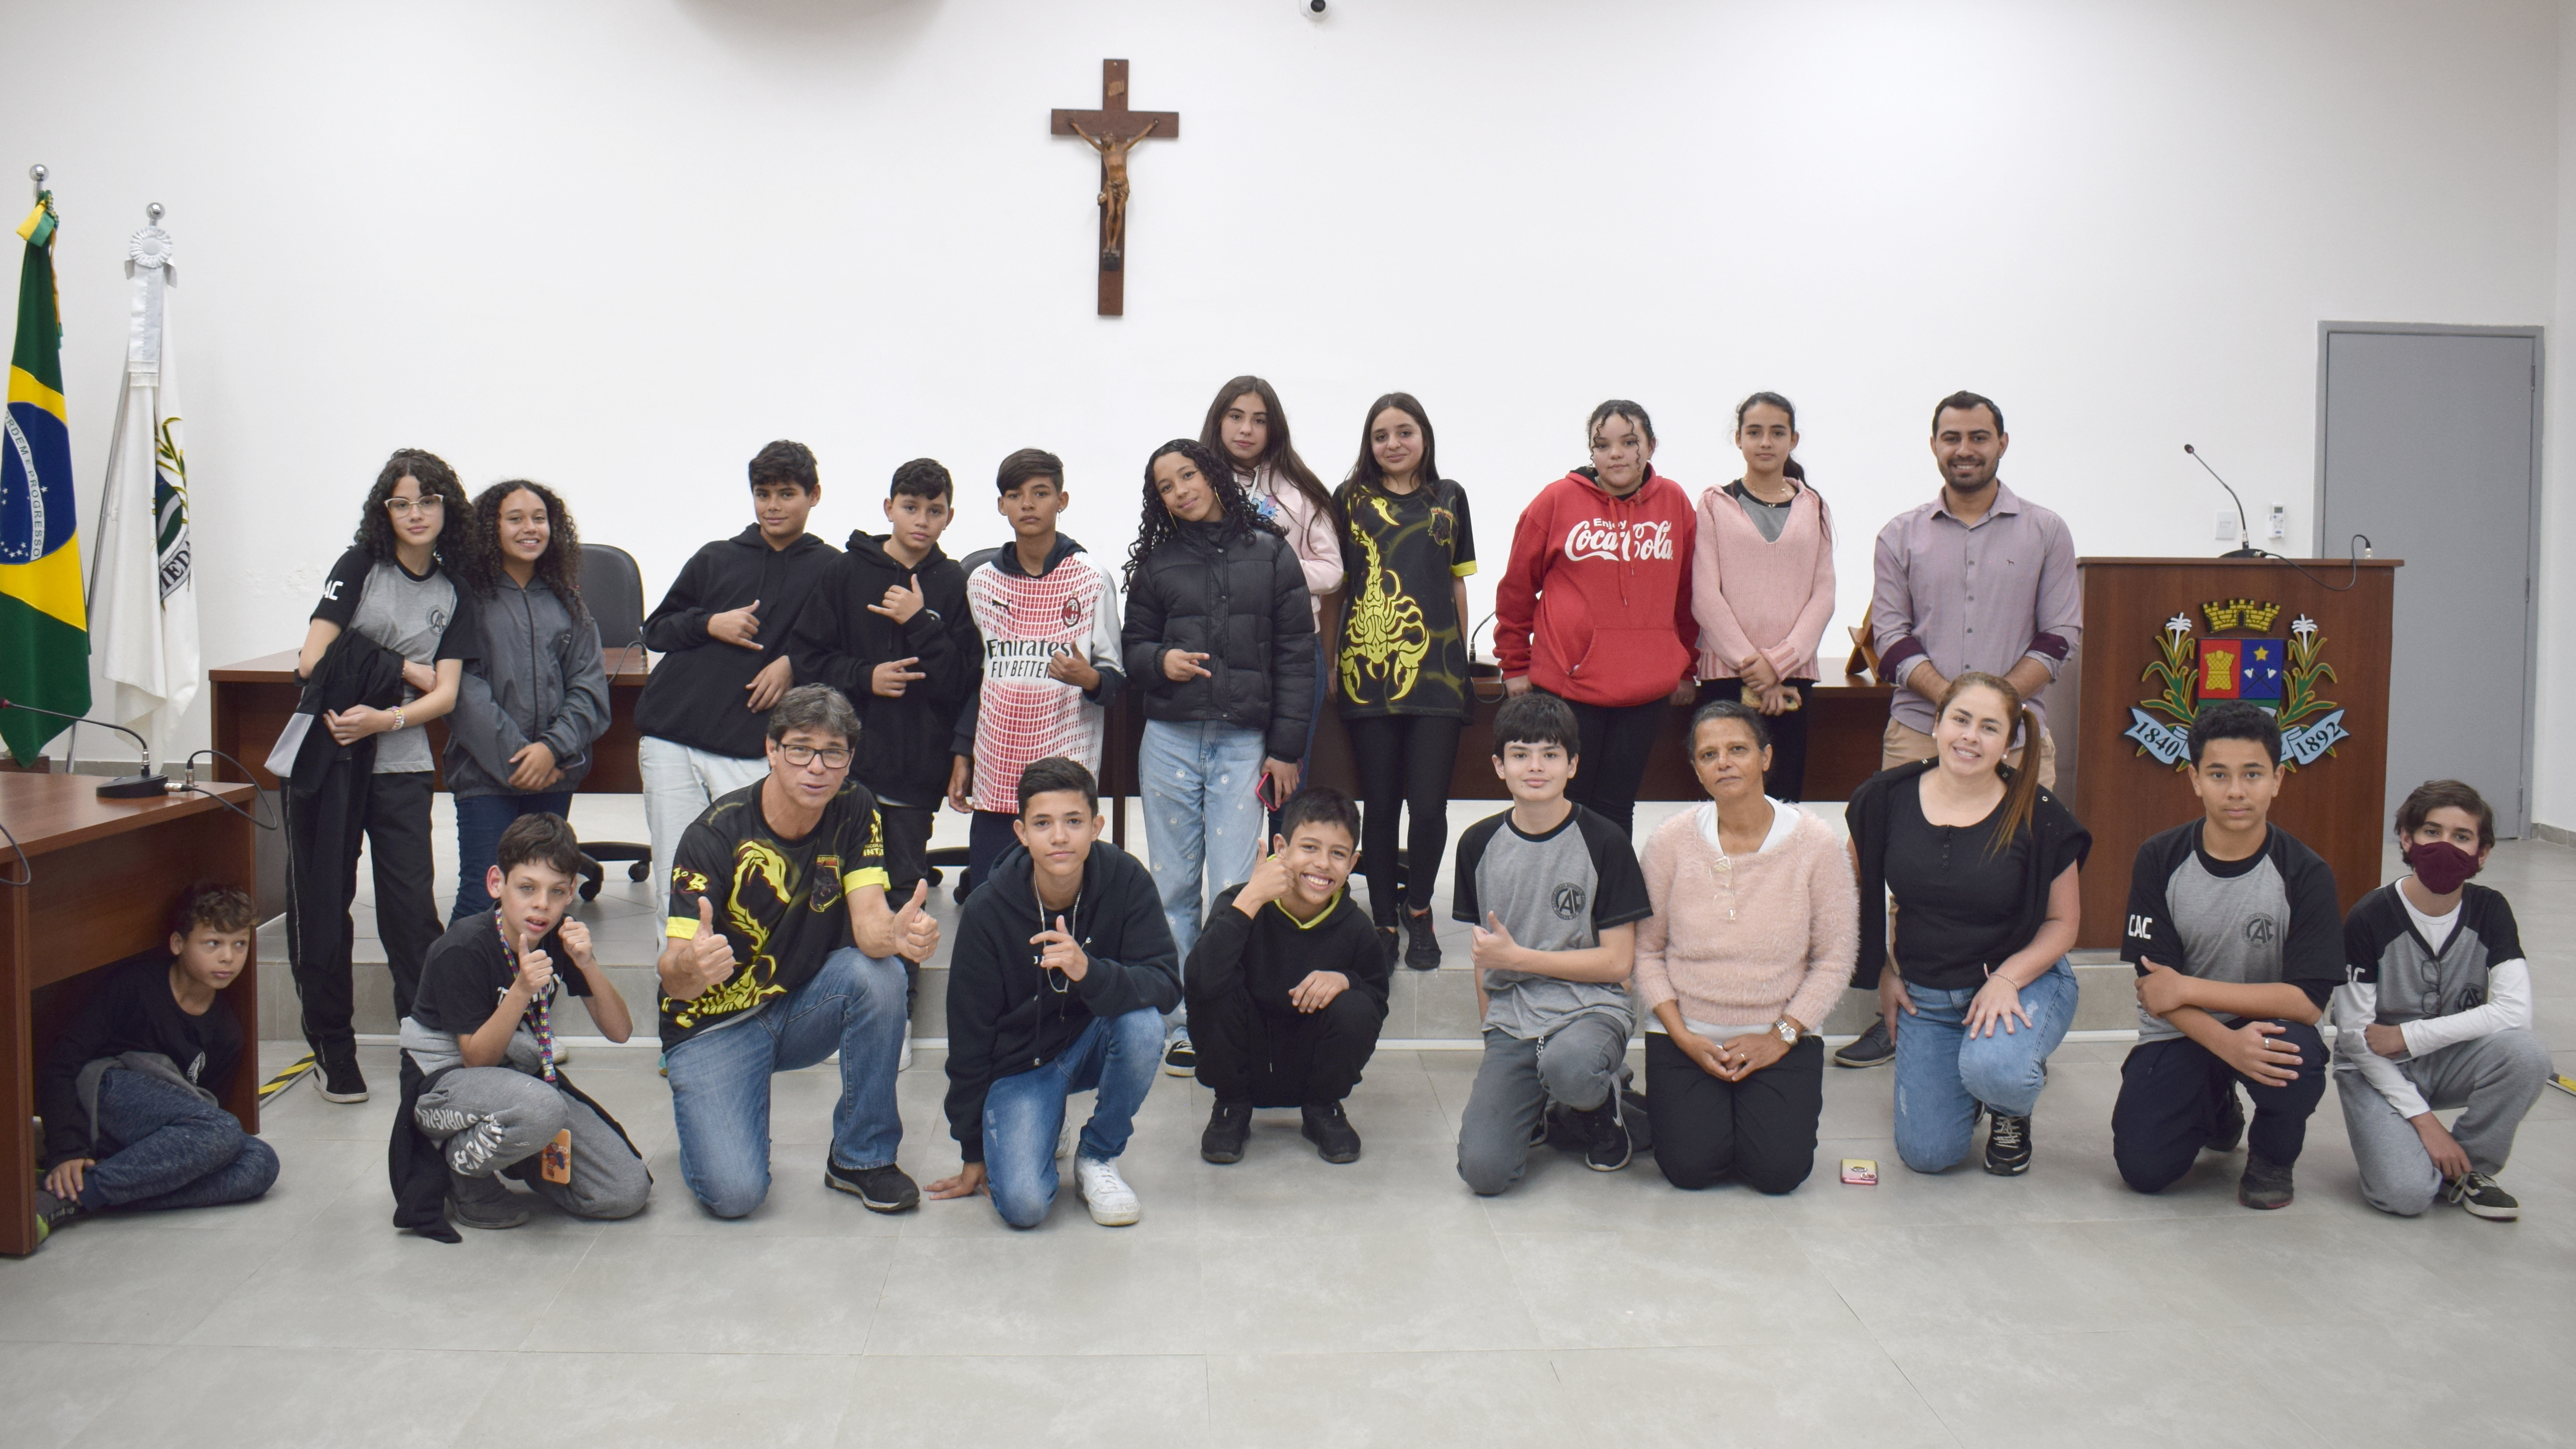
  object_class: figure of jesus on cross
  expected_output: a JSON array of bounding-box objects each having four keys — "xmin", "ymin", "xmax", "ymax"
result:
[
  {"xmin": 1068, "ymin": 115, "xmax": 1158, "ymax": 270},
  {"xmin": 1051, "ymin": 59, "xmax": 1179, "ymax": 316}
]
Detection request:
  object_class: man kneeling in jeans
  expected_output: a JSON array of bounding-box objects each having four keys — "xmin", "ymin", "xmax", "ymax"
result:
[
  {"xmin": 929, "ymin": 757, "xmax": 1177, "ymax": 1227},
  {"xmin": 658, "ymin": 684, "xmax": 941, "ymax": 1218}
]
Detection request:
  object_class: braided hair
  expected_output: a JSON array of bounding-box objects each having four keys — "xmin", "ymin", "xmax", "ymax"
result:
[{"xmin": 1124, "ymin": 438, "xmax": 1284, "ymax": 587}]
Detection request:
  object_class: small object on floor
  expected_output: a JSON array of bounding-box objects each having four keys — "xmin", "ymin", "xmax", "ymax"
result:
[
  {"xmin": 826, "ymin": 1161, "xmax": 921, "ymax": 1213},
  {"xmin": 2238, "ymin": 1153, "xmax": 2294, "ymax": 1210},
  {"xmin": 1832, "ymin": 1018, "xmax": 1895, "ymax": 1068},
  {"xmin": 1056, "ymin": 1112, "xmax": 1081, "ymax": 1161},
  {"xmin": 1840, "ymin": 1158, "xmax": 1878, "ymax": 1186},
  {"xmin": 2447, "ymin": 1171, "xmax": 2520, "ymax": 1221},
  {"xmin": 1403, "ymin": 907, "xmax": 1441, "ymax": 971},
  {"xmin": 1301, "ymin": 1101, "xmax": 1361, "ymax": 1164},
  {"xmin": 2549, "ymin": 1071, "xmax": 2576, "ymax": 1098},
  {"xmin": 1076, "ymin": 1154, "xmax": 1141, "ymax": 1226},
  {"xmin": 1580, "ymin": 1100, "xmax": 1631, "ymax": 1172},
  {"xmin": 1162, "ymin": 1035, "xmax": 1196, "ymax": 1077},
  {"xmin": 29, "ymin": 1184, "xmax": 81, "ymax": 1246},
  {"xmin": 899, "ymin": 1020, "xmax": 915, "ymax": 1073},
  {"xmin": 447, "ymin": 1171, "xmax": 530, "ymax": 1230},
  {"xmin": 316, "ymin": 1053, "xmax": 370, "ymax": 1104},
  {"xmin": 257, "ymin": 1053, "xmax": 319, "ymax": 1103},
  {"xmin": 1983, "ymin": 1110, "xmax": 2033, "ymax": 1176},
  {"xmin": 1202, "ymin": 1100, "xmax": 1252, "ymax": 1164},
  {"xmin": 2207, "ymin": 1085, "xmax": 2246, "ymax": 1153}
]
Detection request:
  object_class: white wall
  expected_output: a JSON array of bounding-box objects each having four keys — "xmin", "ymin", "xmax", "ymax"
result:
[{"xmin": 2, "ymin": 0, "xmax": 2566, "ymax": 798}]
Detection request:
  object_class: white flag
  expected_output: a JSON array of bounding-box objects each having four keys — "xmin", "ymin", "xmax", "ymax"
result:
[{"xmin": 90, "ymin": 221, "xmax": 199, "ymax": 754}]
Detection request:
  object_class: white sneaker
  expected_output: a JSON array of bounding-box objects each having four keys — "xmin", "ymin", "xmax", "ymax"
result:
[
  {"xmin": 1056, "ymin": 1112, "xmax": 1080, "ymax": 1161},
  {"xmin": 1075, "ymin": 1154, "xmax": 1140, "ymax": 1226},
  {"xmin": 899, "ymin": 1020, "xmax": 914, "ymax": 1073},
  {"xmin": 549, "ymin": 1038, "xmax": 573, "ymax": 1066}
]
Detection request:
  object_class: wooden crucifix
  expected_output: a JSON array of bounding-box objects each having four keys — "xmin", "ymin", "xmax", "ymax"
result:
[{"xmin": 1050, "ymin": 59, "xmax": 1179, "ymax": 316}]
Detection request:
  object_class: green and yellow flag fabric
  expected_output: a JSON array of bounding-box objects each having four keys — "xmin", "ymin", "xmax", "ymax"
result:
[{"xmin": 0, "ymin": 189, "xmax": 90, "ymax": 764}]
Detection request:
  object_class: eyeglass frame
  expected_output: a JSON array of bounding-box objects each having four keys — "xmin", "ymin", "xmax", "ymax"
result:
[
  {"xmin": 778, "ymin": 743, "xmax": 853, "ymax": 772},
  {"xmin": 385, "ymin": 495, "xmax": 446, "ymax": 517}
]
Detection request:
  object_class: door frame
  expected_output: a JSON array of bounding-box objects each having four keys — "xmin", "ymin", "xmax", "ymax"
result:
[{"xmin": 2314, "ymin": 320, "xmax": 2544, "ymax": 836}]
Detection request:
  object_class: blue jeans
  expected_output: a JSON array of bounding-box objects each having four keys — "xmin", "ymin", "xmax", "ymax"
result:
[
  {"xmin": 451, "ymin": 790, "xmax": 576, "ymax": 922},
  {"xmin": 1140, "ymin": 719, "xmax": 1268, "ymax": 1010},
  {"xmin": 983, "ymin": 1007, "xmax": 1163, "ymax": 1228},
  {"xmin": 1891, "ymin": 957, "xmax": 2078, "ymax": 1173},
  {"xmin": 663, "ymin": 946, "xmax": 907, "ymax": 1218},
  {"xmin": 77, "ymin": 1069, "xmax": 279, "ymax": 1212}
]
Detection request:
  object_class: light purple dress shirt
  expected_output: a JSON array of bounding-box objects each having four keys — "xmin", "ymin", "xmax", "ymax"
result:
[{"xmin": 1868, "ymin": 481, "xmax": 2082, "ymax": 734}]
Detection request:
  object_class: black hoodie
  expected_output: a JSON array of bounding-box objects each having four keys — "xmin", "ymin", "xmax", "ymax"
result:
[
  {"xmin": 636, "ymin": 527, "xmax": 839, "ymax": 759},
  {"xmin": 943, "ymin": 838, "xmax": 1178, "ymax": 1163},
  {"xmin": 788, "ymin": 532, "xmax": 975, "ymax": 807}
]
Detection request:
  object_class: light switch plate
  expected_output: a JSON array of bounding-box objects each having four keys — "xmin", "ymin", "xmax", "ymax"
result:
[{"xmin": 2267, "ymin": 504, "xmax": 2286, "ymax": 541}]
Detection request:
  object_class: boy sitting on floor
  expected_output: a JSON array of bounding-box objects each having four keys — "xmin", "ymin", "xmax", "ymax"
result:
[
  {"xmin": 2113, "ymin": 701, "xmax": 2340, "ymax": 1209},
  {"xmin": 1188, "ymin": 785, "xmax": 1390, "ymax": 1165},
  {"xmin": 395, "ymin": 812, "xmax": 650, "ymax": 1235},
  {"xmin": 32, "ymin": 884, "xmax": 279, "ymax": 1246}
]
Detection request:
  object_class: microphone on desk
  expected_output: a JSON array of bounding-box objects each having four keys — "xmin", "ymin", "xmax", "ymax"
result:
[
  {"xmin": 2182, "ymin": 444, "xmax": 2267, "ymax": 559},
  {"xmin": 0, "ymin": 699, "xmax": 171, "ymax": 799}
]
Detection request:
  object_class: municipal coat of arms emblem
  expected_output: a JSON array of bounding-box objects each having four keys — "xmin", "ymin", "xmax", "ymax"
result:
[{"xmin": 2124, "ymin": 598, "xmax": 2350, "ymax": 769}]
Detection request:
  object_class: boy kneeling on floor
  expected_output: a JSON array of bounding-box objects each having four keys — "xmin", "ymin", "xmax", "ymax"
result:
[
  {"xmin": 393, "ymin": 813, "xmax": 650, "ymax": 1237},
  {"xmin": 32, "ymin": 885, "xmax": 279, "ymax": 1247}
]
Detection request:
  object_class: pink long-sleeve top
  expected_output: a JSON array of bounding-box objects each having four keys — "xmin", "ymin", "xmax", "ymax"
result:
[
  {"xmin": 1691, "ymin": 481, "xmax": 1837, "ymax": 684},
  {"xmin": 1245, "ymin": 465, "xmax": 1344, "ymax": 630},
  {"xmin": 1633, "ymin": 802, "xmax": 1858, "ymax": 1034}
]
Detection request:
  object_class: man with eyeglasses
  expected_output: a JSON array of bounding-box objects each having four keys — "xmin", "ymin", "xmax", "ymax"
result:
[{"xmin": 657, "ymin": 684, "xmax": 941, "ymax": 1217}]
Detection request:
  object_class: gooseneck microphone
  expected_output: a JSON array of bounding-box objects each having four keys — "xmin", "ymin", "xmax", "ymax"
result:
[
  {"xmin": 0, "ymin": 699, "xmax": 172, "ymax": 798},
  {"xmin": 2182, "ymin": 444, "xmax": 2265, "ymax": 559}
]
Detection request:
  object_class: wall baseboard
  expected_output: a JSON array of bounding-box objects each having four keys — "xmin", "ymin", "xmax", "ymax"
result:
[{"xmin": 2533, "ymin": 821, "xmax": 2575, "ymax": 848}]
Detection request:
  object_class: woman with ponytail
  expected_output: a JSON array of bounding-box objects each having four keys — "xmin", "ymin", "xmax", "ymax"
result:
[
  {"xmin": 1691, "ymin": 392, "xmax": 1835, "ymax": 801},
  {"xmin": 1844, "ymin": 672, "xmax": 2089, "ymax": 1176}
]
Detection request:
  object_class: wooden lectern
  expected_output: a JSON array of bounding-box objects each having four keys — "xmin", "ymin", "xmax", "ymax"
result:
[{"xmin": 2065, "ymin": 557, "xmax": 2399, "ymax": 950}]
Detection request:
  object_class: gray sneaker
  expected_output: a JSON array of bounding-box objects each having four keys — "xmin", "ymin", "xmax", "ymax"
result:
[
  {"xmin": 30, "ymin": 1184, "xmax": 81, "ymax": 1247},
  {"xmin": 447, "ymin": 1170, "xmax": 530, "ymax": 1230},
  {"xmin": 2447, "ymin": 1171, "xmax": 2520, "ymax": 1221},
  {"xmin": 1833, "ymin": 1019, "xmax": 1895, "ymax": 1068},
  {"xmin": 2238, "ymin": 1153, "xmax": 2294, "ymax": 1210}
]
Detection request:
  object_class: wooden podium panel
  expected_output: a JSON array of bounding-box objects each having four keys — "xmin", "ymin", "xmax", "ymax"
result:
[{"xmin": 2068, "ymin": 558, "xmax": 2399, "ymax": 949}]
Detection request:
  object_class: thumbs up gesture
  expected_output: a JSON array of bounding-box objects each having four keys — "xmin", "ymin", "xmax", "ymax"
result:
[
  {"xmin": 515, "ymin": 946, "xmax": 557, "ymax": 998},
  {"xmin": 1031, "ymin": 914, "xmax": 1089, "ymax": 981},
  {"xmin": 687, "ymin": 895, "xmax": 738, "ymax": 994},
  {"xmin": 1470, "ymin": 910, "xmax": 1521, "ymax": 975},
  {"xmin": 896, "ymin": 880, "xmax": 941, "ymax": 963}
]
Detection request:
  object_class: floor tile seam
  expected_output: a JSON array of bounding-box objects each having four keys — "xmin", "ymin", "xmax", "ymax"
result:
[
  {"xmin": 511, "ymin": 1224, "xmax": 615, "ymax": 1352},
  {"xmin": 144, "ymin": 1222, "xmax": 301, "ymax": 1349},
  {"xmin": 1798, "ymin": 1332, "xmax": 1968, "ymax": 1449}
]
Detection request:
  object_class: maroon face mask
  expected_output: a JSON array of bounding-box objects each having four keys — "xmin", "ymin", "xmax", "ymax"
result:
[{"xmin": 2404, "ymin": 839, "xmax": 2483, "ymax": 895}]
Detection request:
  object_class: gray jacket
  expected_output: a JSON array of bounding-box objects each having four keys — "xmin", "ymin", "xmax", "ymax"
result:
[{"xmin": 444, "ymin": 573, "xmax": 610, "ymax": 799}]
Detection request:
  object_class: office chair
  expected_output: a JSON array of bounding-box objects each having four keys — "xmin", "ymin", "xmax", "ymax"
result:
[{"xmin": 576, "ymin": 542, "xmax": 654, "ymax": 901}]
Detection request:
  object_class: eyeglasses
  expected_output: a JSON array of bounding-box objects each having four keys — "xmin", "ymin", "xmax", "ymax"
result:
[
  {"xmin": 385, "ymin": 496, "xmax": 445, "ymax": 517},
  {"xmin": 779, "ymin": 744, "xmax": 852, "ymax": 771}
]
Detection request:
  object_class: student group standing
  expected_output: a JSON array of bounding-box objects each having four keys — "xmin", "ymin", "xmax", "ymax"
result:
[{"xmin": 29, "ymin": 385, "xmax": 2550, "ymax": 1250}]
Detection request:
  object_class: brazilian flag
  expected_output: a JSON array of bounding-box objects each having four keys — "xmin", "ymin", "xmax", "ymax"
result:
[{"xmin": 0, "ymin": 191, "xmax": 89, "ymax": 764}]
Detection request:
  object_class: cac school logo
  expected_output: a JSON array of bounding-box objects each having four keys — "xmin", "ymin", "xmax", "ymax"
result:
[{"xmin": 2126, "ymin": 598, "xmax": 2349, "ymax": 770}]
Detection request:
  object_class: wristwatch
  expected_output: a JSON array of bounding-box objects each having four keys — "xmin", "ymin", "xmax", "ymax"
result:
[{"xmin": 1771, "ymin": 1018, "xmax": 1801, "ymax": 1046}]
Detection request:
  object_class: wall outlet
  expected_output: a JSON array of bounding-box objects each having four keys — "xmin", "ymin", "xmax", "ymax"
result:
[
  {"xmin": 2217, "ymin": 508, "xmax": 2238, "ymax": 541},
  {"xmin": 2267, "ymin": 503, "xmax": 2287, "ymax": 541}
]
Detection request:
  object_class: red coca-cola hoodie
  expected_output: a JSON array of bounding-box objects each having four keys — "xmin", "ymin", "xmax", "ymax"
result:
[{"xmin": 1494, "ymin": 466, "xmax": 1699, "ymax": 706}]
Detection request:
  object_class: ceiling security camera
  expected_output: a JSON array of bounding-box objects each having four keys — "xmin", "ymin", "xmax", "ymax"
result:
[{"xmin": 1306, "ymin": 0, "xmax": 1327, "ymax": 14}]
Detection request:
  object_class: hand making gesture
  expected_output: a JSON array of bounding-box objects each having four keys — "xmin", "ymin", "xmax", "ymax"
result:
[
  {"xmin": 1031, "ymin": 915, "xmax": 1089, "ymax": 981},
  {"xmin": 872, "ymin": 656, "xmax": 927, "ymax": 699},
  {"xmin": 895, "ymin": 881, "xmax": 940, "ymax": 963},
  {"xmin": 868, "ymin": 573, "xmax": 927, "ymax": 625},
  {"xmin": 706, "ymin": 599, "xmax": 764, "ymax": 648},
  {"xmin": 677, "ymin": 895, "xmax": 738, "ymax": 998}
]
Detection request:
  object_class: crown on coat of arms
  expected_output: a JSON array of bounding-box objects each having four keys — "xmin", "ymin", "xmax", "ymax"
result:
[{"xmin": 2200, "ymin": 598, "xmax": 2281, "ymax": 632}]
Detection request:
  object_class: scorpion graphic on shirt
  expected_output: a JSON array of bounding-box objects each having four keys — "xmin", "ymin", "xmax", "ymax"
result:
[{"xmin": 1340, "ymin": 494, "xmax": 1433, "ymax": 701}]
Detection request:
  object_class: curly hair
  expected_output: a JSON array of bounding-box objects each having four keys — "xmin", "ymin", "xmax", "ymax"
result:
[
  {"xmin": 457, "ymin": 479, "xmax": 585, "ymax": 621},
  {"xmin": 1124, "ymin": 438, "xmax": 1284, "ymax": 586},
  {"xmin": 351, "ymin": 448, "xmax": 472, "ymax": 566}
]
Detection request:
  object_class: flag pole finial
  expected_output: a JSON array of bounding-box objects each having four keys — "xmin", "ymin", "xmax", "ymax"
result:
[
  {"xmin": 146, "ymin": 203, "xmax": 162, "ymax": 224},
  {"xmin": 27, "ymin": 164, "xmax": 44, "ymax": 198}
]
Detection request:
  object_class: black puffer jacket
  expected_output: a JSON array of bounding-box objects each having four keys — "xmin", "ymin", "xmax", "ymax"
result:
[{"xmin": 1120, "ymin": 521, "xmax": 1316, "ymax": 761}]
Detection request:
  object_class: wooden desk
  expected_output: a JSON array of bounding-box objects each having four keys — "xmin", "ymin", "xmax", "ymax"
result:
[
  {"xmin": 0, "ymin": 772, "xmax": 261, "ymax": 1255},
  {"xmin": 209, "ymin": 647, "xmax": 653, "ymax": 793}
]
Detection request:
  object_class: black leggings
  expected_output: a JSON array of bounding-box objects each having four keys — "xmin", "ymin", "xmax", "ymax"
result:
[
  {"xmin": 1560, "ymin": 696, "xmax": 1664, "ymax": 836},
  {"xmin": 1644, "ymin": 1032, "xmax": 1825, "ymax": 1194},
  {"xmin": 1343, "ymin": 713, "xmax": 1463, "ymax": 922}
]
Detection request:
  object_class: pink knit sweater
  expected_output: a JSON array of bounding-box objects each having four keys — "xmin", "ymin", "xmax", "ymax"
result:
[
  {"xmin": 1633, "ymin": 804, "xmax": 1858, "ymax": 1033},
  {"xmin": 1691, "ymin": 482, "xmax": 1837, "ymax": 683}
]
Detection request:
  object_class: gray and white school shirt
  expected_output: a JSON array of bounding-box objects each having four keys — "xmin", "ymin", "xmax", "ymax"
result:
[
  {"xmin": 311, "ymin": 547, "xmax": 475, "ymax": 775},
  {"xmin": 2330, "ymin": 880, "xmax": 2532, "ymax": 1117},
  {"xmin": 1453, "ymin": 803, "xmax": 1652, "ymax": 1040},
  {"xmin": 2119, "ymin": 821, "xmax": 2341, "ymax": 1043}
]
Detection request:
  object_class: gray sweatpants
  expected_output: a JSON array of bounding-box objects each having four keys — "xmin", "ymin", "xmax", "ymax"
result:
[
  {"xmin": 1457, "ymin": 1016, "xmax": 1628, "ymax": 1196},
  {"xmin": 416, "ymin": 1066, "xmax": 651, "ymax": 1220},
  {"xmin": 2335, "ymin": 1026, "xmax": 2551, "ymax": 1217}
]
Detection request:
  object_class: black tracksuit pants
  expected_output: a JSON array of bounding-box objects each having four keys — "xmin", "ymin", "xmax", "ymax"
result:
[
  {"xmin": 1644, "ymin": 1033, "xmax": 1825, "ymax": 1194},
  {"xmin": 1344, "ymin": 713, "xmax": 1462, "ymax": 920},
  {"xmin": 2113, "ymin": 1020, "xmax": 2327, "ymax": 1191},
  {"xmin": 1190, "ymin": 985, "xmax": 1386, "ymax": 1109},
  {"xmin": 1559, "ymin": 696, "xmax": 1664, "ymax": 837},
  {"xmin": 283, "ymin": 768, "xmax": 441, "ymax": 1061}
]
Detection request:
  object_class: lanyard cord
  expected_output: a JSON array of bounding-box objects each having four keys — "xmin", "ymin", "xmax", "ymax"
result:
[{"xmin": 493, "ymin": 911, "xmax": 556, "ymax": 1082}]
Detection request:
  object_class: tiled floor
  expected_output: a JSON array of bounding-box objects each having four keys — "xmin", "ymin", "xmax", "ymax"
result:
[{"xmin": 11, "ymin": 824, "xmax": 2574, "ymax": 1447}]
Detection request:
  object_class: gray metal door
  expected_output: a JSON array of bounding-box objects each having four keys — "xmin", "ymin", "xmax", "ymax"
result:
[{"xmin": 2317, "ymin": 325, "xmax": 2540, "ymax": 838}]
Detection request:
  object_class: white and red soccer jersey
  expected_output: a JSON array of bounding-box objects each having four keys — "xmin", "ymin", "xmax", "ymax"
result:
[{"xmin": 963, "ymin": 547, "xmax": 1124, "ymax": 809}]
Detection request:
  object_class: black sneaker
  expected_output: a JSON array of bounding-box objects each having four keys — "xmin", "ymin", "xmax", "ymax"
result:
[
  {"xmin": 1402, "ymin": 908, "xmax": 1442, "ymax": 971},
  {"xmin": 447, "ymin": 1170, "xmax": 530, "ymax": 1229},
  {"xmin": 1833, "ymin": 1019, "xmax": 1895, "ymax": 1069},
  {"xmin": 316, "ymin": 1052, "xmax": 369, "ymax": 1104},
  {"xmin": 1579, "ymin": 1100, "xmax": 1632, "ymax": 1172},
  {"xmin": 30, "ymin": 1184, "xmax": 81, "ymax": 1247},
  {"xmin": 2238, "ymin": 1153, "xmax": 2294, "ymax": 1210},
  {"xmin": 2447, "ymin": 1171, "xmax": 2520, "ymax": 1221},
  {"xmin": 1983, "ymin": 1111, "xmax": 2033, "ymax": 1176},
  {"xmin": 1301, "ymin": 1102, "xmax": 1362, "ymax": 1164},
  {"xmin": 826, "ymin": 1160, "xmax": 921, "ymax": 1213},
  {"xmin": 2208, "ymin": 1085, "xmax": 2246, "ymax": 1153},
  {"xmin": 1201, "ymin": 1101, "xmax": 1252, "ymax": 1164},
  {"xmin": 1376, "ymin": 925, "xmax": 1401, "ymax": 972},
  {"xmin": 1162, "ymin": 1036, "xmax": 1197, "ymax": 1078}
]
